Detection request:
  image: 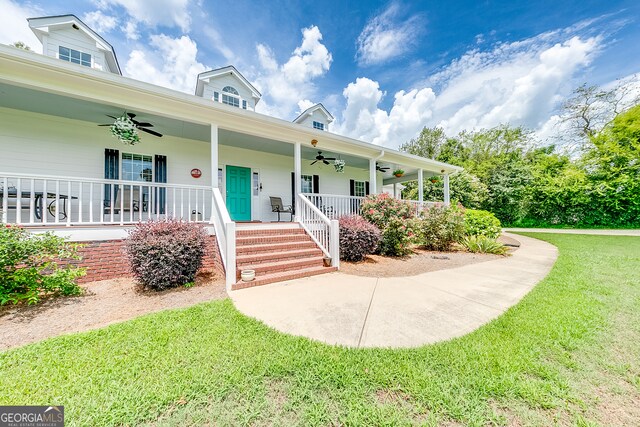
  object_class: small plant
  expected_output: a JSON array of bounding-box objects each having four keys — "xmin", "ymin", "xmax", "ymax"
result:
[
  {"xmin": 379, "ymin": 216, "xmax": 416, "ymax": 256},
  {"xmin": 125, "ymin": 219, "xmax": 208, "ymax": 290},
  {"xmin": 393, "ymin": 169, "xmax": 405, "ymax": 177},
  {"xmin": 462, "ymin": 235, "xmax": 508, "ymax": 255},
  {"xmin": 0, "ymin": 225, "xmax": 84, "ymax": 305},
  {"xmin": 111, "ymin": 113, "xmax": 140, "ymax": 145},
  {"xmin": 334, "ymin": 159, "xmax": 346, "ymax": 173},
  {"xmin": 416, "ymin": 204, "xmax": 465, "ymax": 251},
  {"xmin": 464, "ymin": 209, "xmax": 502, "ymax": 239},
  {"xmin": 338, "ymin": 215, "xmax": 381, "ymax": 262}
]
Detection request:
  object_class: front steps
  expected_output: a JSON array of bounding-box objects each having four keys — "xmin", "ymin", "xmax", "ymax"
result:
[{"xmin": 232, "ymin": 224, "xmax": 337, "ymax": 290}]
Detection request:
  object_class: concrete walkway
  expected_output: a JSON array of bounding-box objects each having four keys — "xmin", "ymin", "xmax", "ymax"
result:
[
  {"xmin": 230, "ymin": 233, "xmax": 558, "ymax": 348},
  {"xmin": 505, "ymin": 228, "xmax": 640, "ymax": 236}
]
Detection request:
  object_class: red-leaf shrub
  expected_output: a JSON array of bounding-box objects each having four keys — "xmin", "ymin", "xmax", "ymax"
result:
[
  {"xmin": 125, "ymin": 219, "xmax": 208, "ymax": 290},
  {"xmin": 339, "ymin": 215, "xmax": 381, "ymax": 262}
]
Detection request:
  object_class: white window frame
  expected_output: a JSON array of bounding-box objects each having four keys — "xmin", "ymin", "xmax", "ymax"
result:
[
  {"xmin": 301, "ymin": 175, "xmax": 313, "ymax": 193},
  {"xmin": 222, "ymin": 86, "xmax": 241, "ymax": 108},
  {"xmin": 58, "ymin": 46, "xmax": 91, "ymax": 67},
  {"xmin": 354, "ymin": 180, "xmax": 366, "ymax": 197},
  {"xmin": 312, "ymin": 121, "xmax": 325, "ymax": 131},
  {"xmin": 122, "ymin": 153, "xmax": 153, "ymax": 182}
]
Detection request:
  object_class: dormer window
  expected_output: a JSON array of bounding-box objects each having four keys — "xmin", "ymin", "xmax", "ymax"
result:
[
  {"xmin": 59, "ymin": 46, "xmax": 91, "ymax": 67},
  {"xmin": 312, "ymin": 121, "xmax": 325, "ymax": 131},
  {"xmin": 222, "ymin": 86, "xmax": 240, "ymax": 108}
]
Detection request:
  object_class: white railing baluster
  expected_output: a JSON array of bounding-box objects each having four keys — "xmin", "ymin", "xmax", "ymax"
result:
[
  {"xmin": 66, "ymin": 181, "xmax": 72, "ymax": 226},
  {"xmin": 78, "ymin": 182, "xmax": 83, "ymax": 224},
  {"xmin": 16, "ymin": 178, "xmax": 22, "ymax": 224},
  {"xmin": 172, "ymin": 187, "xmax": 176, "ymax": 218},
  {"xmin": 1, "ymin": 177, "xmax": 8, "ymax": 223},
  {"xmin": 29, "ymin": 179, "xmax": 35, "ymax": 224},
  {"xmin": 89, "ymin": 183, "xmax": 94, "ymax": 223}
]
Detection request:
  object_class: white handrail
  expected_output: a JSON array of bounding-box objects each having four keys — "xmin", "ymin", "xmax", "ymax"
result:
[
  {"xmin": 297, "ymin": 193, "xmax": 339, "ymax": 267},
  {"xmin": 0, "ymin": 172, "xmax": 212, "ymax": 226},
  {"xmin": 210, "ymin": 187, "xmax": 236, "ymax": 289}
]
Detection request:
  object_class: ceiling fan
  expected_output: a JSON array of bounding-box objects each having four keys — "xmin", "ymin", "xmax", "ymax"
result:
[
  {"xmin": 376, "ymin": 163, "xmax": 390, "ymax": 172},
  {"xmin": 99, "ymin": 112, "xmax": 163, "ymax": 137},
  {"xmin": 310, "ymin": 151, "xmax": 336, "ymax": 165}
]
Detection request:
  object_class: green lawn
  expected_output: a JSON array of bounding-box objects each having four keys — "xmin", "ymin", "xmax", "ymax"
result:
[{"xmin": 1, "ymin": 234, "xmax": 639, "ymax": 426}]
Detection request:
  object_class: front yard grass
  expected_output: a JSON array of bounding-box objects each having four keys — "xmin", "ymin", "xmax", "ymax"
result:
[{"xmin": 1, "ymin": 234, "xmax": 639, "ymax": 426}]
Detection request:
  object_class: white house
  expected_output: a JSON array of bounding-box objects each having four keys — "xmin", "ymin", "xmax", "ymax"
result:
[{"xmin": 0, "ymin": 15, "xmax": 461, "ymax": 289}]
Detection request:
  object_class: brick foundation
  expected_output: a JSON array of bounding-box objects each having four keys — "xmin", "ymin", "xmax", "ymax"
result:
[{"xmin": 67, "ymin": 236, "xmax": 223, "ymax": 284}]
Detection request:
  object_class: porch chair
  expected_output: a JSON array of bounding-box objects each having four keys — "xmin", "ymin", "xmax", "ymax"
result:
[{"xmin": 269, "ymin": 196, "xmax": 293, "ymax": 222}]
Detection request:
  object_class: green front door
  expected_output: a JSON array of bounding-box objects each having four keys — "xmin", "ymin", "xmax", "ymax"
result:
[{"xmin": 226, "ymin": 165, "xmax": 251, "ymax": 221}]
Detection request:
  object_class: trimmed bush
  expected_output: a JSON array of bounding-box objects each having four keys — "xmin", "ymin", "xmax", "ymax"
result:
[
  {"xmin": 462, "ymin": 235, "xmax": 508, "ymax": 255},
  {"xmin": 464, "ymin": 209, "xmax": 502, "ymax": 239},
  {"xmin": 0, "ymin": 225, "xmax": 84, "ymax": 305},
  {"xmin": 338, "ymin": 215, "xmax": 381, "ymax": 262},
  {"xmin": 379, "ymin": 216, "xmax": 416, "ymax": 257},
  {"xmin": 360, "ymin": 193, "xmax": 415, "ymax": 229},
  {"xmin": 125, "ymin": 219, "xmax": 208, "ymax": 290},
  {"xmin": 416, "ymin": 205, "xmax": 465, "ymax": 251}
]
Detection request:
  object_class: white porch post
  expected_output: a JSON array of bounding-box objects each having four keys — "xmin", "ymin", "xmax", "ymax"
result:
[
  {"xmin": 369, "ymin": 158, "xmax": 377, "ymax": 194},
  {"xmin": 393, "ymin": 183, "xmax": 398, "ymax": 199},
  {"xmin": 210, "ymin": 124, "xmax": 218, "ymax": 188},
  {"xmin": 443, "ymin": 173, "xmax": 450, "ymax": 206},
  {"xmin": 417, "ymin": 169, "xmax": 424, "ymax": 208},
  {"xmin": 294, "ymin": 142, "xmax": 301, "ymax": 219}
]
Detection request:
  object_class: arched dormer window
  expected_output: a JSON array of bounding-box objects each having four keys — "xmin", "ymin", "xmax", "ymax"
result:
[{"xmin": 221, "ymin": 86, "xmax": 240, "ymax": 108}]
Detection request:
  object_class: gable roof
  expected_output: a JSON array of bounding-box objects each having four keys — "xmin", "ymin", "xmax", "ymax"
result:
[
  {"xmin": 195, "ymin": 66, "xmax": 261, "ymax": 101},
  {"xmin": 27, "ymin": 14, "xmax": 121, "ymax": 75},
  {"xmin": 293, "ymin": 103, "xmax": 334, "ymax": 124}
]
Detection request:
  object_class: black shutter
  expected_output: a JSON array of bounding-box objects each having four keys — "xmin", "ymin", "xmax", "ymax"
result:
[
  {"xmin": 104, "ymin": 149, "xmax": 119, "ymax": 209},
  {"xmin": 365, "ymin": 181, "xmax": 370, "ymax": 196},
  {"xmin": 349, "ymin": 179, "xmax": 355, "ymax": 196},
  {"xmin": 154, "ymin": 155, "xmax": 167, "ymax": 214},
  {"xmin": 291, "ymin": 172, "xmax": 295, "ymax": 215},
  {"xmin": 312, "ymin": 175, "xmax": 319, "ymax": 193}
]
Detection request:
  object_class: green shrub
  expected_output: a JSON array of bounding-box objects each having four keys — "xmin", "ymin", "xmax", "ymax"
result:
[
  {"xmin": 416, "ymin": 205, "xmax": 465, "ymax": 251},
  {"xmin": 462, "ymin": 235, "xmax": 508, "ymax": 255},
  {"xmin": 379, "ymin": 216, "xmax": 416, "ymax": 257},
  {"xmin": 464, "ymin": 209, "xmax": 501, "ymax": 238},
  {"xmin": 125, "ymin": 219, "xmax": 208, "ymax": 291},
  {"xmin": 338, "ymin": 215, "xmax": 381, "ymax": 262},
  {"xmin": 0, "ymin": 225, "xmax": 84, "ymax": 305},
  {"xmin": 360, "ymin": 193, "xmax": 415, "ymax": 229}
]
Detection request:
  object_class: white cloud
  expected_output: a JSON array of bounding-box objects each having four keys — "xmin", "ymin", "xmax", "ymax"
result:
[
  {"xmin": 337, "ymin": 29, "xmax": 602, "ymax": 147},
  {"xmin": 202, "ymin": 25, "xmax": 236, "ymax": 63},
  {"xmin": 254, "ymin": 25, "xmax": 332, "ymax": 119},
  {"xmin": 124, "ymin": 34, "xmax": 206, "ymax": 93},
  {"xmin": 96, "ymin": 0, "xmax": 192, "ymax": 32},
  {"xmin": 82, "ymin": 10, "xmax": 117, "ymax": 34},
  {"xmin": 356, "ymin": 2, "xmax": 422, "ymax": 66},
  {"xmin": 123, "ymin": 20, "xmax": 140, "ymax": 40},
  {"xmin": 297, "ymin": 99, "xmax": 315, "ymax": 114},
  {"xmin": 0, "ymin": 0, "xmax": 41, "ymax": 50}
]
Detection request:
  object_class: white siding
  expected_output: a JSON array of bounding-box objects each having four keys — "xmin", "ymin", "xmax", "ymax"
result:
[
  {"xmin": 44, "ymin": 27, "xmax": 107, "ymax": 72},
  {"xmin": 297, "ymin": 109, "xmax": 331, "ymax": 130},
  {"xmin": 201, "ymin": 74, "xmax": 256, "ymax": 110},
  {"xmin": 0, "ymin": 107, "xmax": 211, "ymax": 186}
]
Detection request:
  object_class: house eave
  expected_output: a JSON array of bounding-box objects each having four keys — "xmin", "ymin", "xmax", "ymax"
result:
[{"xmin": 0, "ymin": 45, "xmax": 461, "ymax": 175}]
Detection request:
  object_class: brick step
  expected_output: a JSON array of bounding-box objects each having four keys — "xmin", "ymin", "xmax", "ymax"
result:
[
  {"xmin": 236, "ymin": 233, "xmax": 311, "ymax": 245},
  {"xmin": 236, "ymin": 240, "xmax": 317, "ymax": 255},
  {"xmin": 236, "ymin": 227, "xmax": 305, "ymax": 237},
  {"xmin": 236, "ymin": 248, "xmax": 323, "ymax": 266},
  {"xmin": 232, "ymin": 266, "xmax": 338, "ymax": 290},
  {"xmin": 236, "ymin": 256, "xmax": 324, "ymax": 279}
]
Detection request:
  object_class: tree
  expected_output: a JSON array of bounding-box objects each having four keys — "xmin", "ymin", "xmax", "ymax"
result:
[
  {"xmin": 11, "ymin": 41, "xmax": 31, "ymax": 51},
  {"xmin": 558, "ymin": 76, "xmax": 640, "ymax": 150},
  {"xmin": 399, "ymin": 126, "xmax": 447, "ymax": 159}
]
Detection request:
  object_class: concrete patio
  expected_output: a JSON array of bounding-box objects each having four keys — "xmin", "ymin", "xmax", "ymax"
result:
[{"xmin": 230, "ymin": 233, "xmax": 558, "ymax": 348}]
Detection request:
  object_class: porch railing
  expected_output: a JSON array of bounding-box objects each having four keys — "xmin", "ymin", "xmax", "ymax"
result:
[
  {"xmin": 297, "ymin": 194, "xmax": 339, "ymax": 268},
  {"xmin": 302, "ymin": 193, "xmax": 366, "ymax": 219},
  {"xmin": 211, "ymin": 187, "xmax": 236, "ymax": 289},
  {"xmin": 402, "ymin": 199, "xmax": 438, "ymax": 215},
  {"xmin": 1, "ymin": 173, "xmax": 212, "ymax": 226}
]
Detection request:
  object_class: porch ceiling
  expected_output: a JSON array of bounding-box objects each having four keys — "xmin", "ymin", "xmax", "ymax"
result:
[{"xmin": 0, "ymin": 82, "xmax": 211, "ymax": 142}]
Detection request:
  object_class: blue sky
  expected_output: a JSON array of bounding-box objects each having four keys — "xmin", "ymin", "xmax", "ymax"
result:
[{"xmin": 2, "ymin": 0, "xmax": 639, "ymax": 147}]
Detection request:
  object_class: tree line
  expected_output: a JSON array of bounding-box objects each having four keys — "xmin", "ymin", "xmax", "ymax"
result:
[{"xmin": 400, "ymin": 78, "xmax": 640, "ymax": 227}]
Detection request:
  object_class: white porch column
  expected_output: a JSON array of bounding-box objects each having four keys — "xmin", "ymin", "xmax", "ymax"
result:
[
  {"xmin": 210, "ymin": 124, "xmax": 218, "ymax": 188},
  {"xmin": 443, "ymin": 173, "xmax": 450, "ymax": 206},
  {"xmin": 417, "ymin": 169, "xmax": 424, "ymax": 207},
  {"xmin": 393, "ymin": 183, "xmax": 398, "ymax": 199},
  {"xmin": 369, "ymin": 158, "xmax": 377, "ymax": 194},
  {"xmin": 294, "ymin": 142, "xmax": 301, "ymax": 219}
]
